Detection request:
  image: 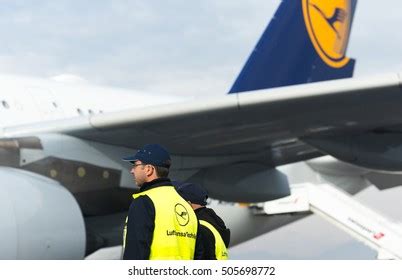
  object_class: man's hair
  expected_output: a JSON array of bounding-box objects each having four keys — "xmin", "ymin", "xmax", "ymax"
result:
[{"xmin": 155, "ymin": 166, "xmax": 169, "ymax": 178}]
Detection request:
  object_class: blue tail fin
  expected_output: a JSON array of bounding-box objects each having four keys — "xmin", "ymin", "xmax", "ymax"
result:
[{"xmin": 229, "ymin": 0, "xmax": 357, "ymax": 94}]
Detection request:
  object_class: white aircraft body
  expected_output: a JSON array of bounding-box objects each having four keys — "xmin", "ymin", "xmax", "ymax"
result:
[{"xmin": 2, "ymin": 0, "xmax": 402, "ymax": 259}]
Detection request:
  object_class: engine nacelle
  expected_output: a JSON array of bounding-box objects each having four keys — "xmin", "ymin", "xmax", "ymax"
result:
[
  {"xmin": 188, "ymin": 163, "xmax": 290, "ymax": 202},
  {"xmin": 0, "ymin": 167, "xmax": 85, "ymax": 259}
]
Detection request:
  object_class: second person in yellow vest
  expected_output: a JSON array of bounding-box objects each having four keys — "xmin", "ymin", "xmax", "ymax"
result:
[{"xmin": 176, "ymin": 182, "xmax": 230, "ymax": 260}]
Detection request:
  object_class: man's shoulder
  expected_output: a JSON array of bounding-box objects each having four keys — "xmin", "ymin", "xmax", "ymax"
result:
[{"xmin": 129, "ymin": 194, "xmax": 155, "ymax": 214}]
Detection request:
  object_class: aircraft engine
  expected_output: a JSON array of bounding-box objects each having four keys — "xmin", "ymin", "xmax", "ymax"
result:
[
  {"xmin": 0, "ymin": 167, "xmax": 86, "ymax": 259},
  {"xmin": 188, "ymin": 163, "xmax": 290, "ymax": 202}
]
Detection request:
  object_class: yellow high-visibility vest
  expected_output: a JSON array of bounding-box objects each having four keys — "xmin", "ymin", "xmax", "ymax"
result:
[
  {"xmin": 199, "ymin": 220, "xmax": 229, "ymax": 260},
  {"xmin": 123, "ymin": 186, "xmax": 198, "ymax": 260}
]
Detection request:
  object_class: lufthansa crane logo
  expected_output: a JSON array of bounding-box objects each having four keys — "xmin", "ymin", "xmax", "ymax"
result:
[
  {"xmin": 174, "ymin": 203, "xmax": 190, "ymax": 226},
  {"xmin": 302, "ymin": 0, "xmax": 351, "ymax": 68}
]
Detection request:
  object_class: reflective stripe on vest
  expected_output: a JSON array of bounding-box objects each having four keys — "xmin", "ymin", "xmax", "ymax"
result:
[
  {"xmin": 123, "ymin": 186, "xmax": 198, "ymax": 260},
  {"xmin": 199, "ymin": 220, "xmax": 229, "ymax": 260},
  {"xmin": 122, "ymin": 216, "xmax": 128, "ymax": 250}
]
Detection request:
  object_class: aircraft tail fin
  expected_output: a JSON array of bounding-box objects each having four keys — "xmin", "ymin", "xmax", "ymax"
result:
[{"xmin": 229, "ymin": 0, "xmax": 357, "ymax": 94}]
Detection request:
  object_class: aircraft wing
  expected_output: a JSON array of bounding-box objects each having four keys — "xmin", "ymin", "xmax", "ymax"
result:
[{"xmin": 2, "ymin": 73, "xmax": 401, "ymax": 167}]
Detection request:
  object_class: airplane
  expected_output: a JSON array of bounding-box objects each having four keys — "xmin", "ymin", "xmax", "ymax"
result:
[{"xmin": 1, "ymin": 0, "xmax": 402, "ymax": 259}]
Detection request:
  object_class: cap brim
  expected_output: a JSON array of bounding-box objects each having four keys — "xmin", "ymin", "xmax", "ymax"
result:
[{"xmin": 122, "ymin": 156, "xmax": 138, "ymax": 163}]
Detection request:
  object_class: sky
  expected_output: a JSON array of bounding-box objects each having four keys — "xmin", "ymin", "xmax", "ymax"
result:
[
  {"xmin": 1, "ymin": 0, "xmax": 402, "ymax": 259},
  {"xmin": 2, "ymin": 0, "xmax": 402, "ymax": 97}
]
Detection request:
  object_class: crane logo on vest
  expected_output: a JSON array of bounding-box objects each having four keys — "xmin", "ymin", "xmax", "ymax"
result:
[
  {"xmin": 302, "ymin": 0, "xmax": 351, "ymax": 68},
  {"xmin": 174, "ymin": 203, "xmax": 189, "ymax": 226}
]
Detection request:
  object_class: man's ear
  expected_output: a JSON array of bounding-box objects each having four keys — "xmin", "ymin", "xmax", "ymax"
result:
[{"xmin": 145, "ymin": 165, "xmax": 154, "ymax": 177}]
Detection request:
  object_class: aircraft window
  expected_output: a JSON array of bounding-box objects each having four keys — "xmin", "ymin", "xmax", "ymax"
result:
[
  {"xmin": 88, "ymin": 109, "xmax": 94, "ymax": 115},
  {"xmin": 52, "ymin": 102, "xmax": 58, "ymax": 108},
  {"xmin": 2, "ymin": 100, "xmax": 10, "ymax": 109},
  {"xmin": 77, "ymin": 108, "xmax": 84, "ymax": 115}
]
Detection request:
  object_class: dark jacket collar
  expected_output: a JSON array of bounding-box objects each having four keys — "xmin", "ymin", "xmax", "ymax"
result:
[
  {"xmin": 139, "ymin": 177, "xmax": 173, "ymax": 192},
  {"xmin": 195, "ymin": 206, "xmax": 231, "ymax": 247}
]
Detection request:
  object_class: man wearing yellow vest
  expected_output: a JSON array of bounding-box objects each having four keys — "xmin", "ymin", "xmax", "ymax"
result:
[
  {"xmin": 177, "ymin": 182, "xmax": 230, "ymax": 260},
  {"xmin": 122, "ymin": 144, "xmax": 202, "ymax": 260}
]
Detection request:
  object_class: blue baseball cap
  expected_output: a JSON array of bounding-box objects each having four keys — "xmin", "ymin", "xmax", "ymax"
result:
[
  {"xmin": 122, "ymin": 144, "xmax": 171, "ymax": 168},
  {"xmin": 176, "ymin": 182, "xmax": 208, "ymax": 206}
]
